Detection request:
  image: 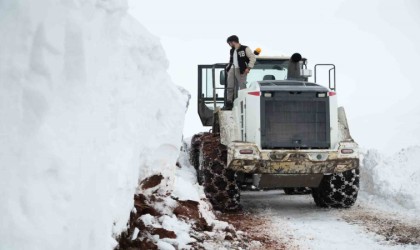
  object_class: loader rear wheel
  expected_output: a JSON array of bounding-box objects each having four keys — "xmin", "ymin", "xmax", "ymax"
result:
[
  {"xmin": 199, "ymin": 133, "xmax": 240, "ymax": 212},
  {"xmin": 283, "ymin": 187, "xmax": 311, "ymax": 195},
  {"xmin": 189, "ymin": 132, "xmax": 210, "ymax": 170},
  {"xmin": 312, "ymin": 168, "xmax": 360, "ymax": 208}
]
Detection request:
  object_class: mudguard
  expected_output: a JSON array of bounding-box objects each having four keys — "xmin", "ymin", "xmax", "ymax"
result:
[
  {"xmin": 218, "ymin": 110, "xmax": 240, "ymax": 146},
  {"xmin": 338, "ymin": 107, "xmax": 354, "ymax": 142}
]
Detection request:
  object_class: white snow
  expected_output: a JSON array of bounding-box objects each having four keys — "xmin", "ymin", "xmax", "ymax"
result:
[
  {"xmin": 1, "ymin": 0, "xmax": 419, "ymax": 249},
  {"xmin": 173, "ymin": 144, "xmax": 205, "ymax": 202},
  {"xmin": 361, "ymin": 146, "xmax": 420, "ymax": 216},
  {"xmin": 141, "ymin": 214, "xmax": 159, "ymax": 228},
  {"xmin": 145, "ymin": 144, "xmax": 231, "ymax": 248},
  {"xmin": 175, "ymin": 143, "xmax": 230, "ymax": 231},
  {"xmin": 156, "ymin": 241, "xmax": 176, "ymax": 250},
  {"xmin": 159, "ymin": 215, "xmax": 194, "ymax": 249},
  {"xmin": 131, "ymin": 228, "xmax": 139, "ymax": 241},
  {"xmin": 0, "ymin": 0, "xmax": 187, "ymax": 250}
]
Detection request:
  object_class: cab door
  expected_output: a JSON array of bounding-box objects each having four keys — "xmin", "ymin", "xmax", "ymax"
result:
[{"xmin": 197, "ymin": 64, "xmax": 228, "ymax": 126}]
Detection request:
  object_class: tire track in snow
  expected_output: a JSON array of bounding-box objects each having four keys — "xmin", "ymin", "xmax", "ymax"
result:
[
  {"xmin": 240, "ymin": 190, "xmax": 418, "ymax": 249},
  {"xmin": 218, "ymin": 210, "xmax": 300, "ymax": 250},
  {"xmin": 340, "ymin": 207, "xmax": 420, "ymax": 245}
]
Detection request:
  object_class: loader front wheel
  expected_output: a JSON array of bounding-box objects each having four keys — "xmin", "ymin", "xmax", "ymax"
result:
[
  {"xmin": 199, "ymin": 133, "xmax": 240, "ymax": 212},
  {"xmin": 189, "ymin": 132, "xmax": 210, "ymax": 170},
  {"xmin": 312, "ymin": 168, "xmax": 360, "ymax": 208}
]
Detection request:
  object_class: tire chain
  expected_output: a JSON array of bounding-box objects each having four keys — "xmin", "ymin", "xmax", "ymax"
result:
[
  {"xmin": 312, "ymin": 168, "xmax": 360, "ymax": 208},
  {"xmin": 199, "ymin": 133, "xmax": 240, "ymax": 211},
  {"xmin": 189, "ymin": 132, "xmax": 210, "ymax": 169}
]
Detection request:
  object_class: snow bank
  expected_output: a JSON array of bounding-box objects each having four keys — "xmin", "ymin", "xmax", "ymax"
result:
[
  {"xmin": 0, "ymin": 0, "xmax": 187, "ymax": 249},
  {"xmin": 361, "ymin": 146, "xmax": 420, "ymax": 214},
  {"xmin": 119, "ymin": 142, "xmax": 249, "ymax": 249},
  {"xmin": 175, "ymin": 143, "xmax": 230, "ymax": 232}
]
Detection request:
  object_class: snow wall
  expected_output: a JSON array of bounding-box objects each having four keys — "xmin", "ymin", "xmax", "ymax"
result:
[
  {"xmin": 0, "ymin": 0, "xmax": 188, "ymax": 249},
  {"xmin": 362, "ymin": 146, "xmax": 420, "ymax": 215}
]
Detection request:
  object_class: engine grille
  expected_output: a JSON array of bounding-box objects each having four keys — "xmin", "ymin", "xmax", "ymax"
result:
[{"xmin": 261, "ymin": 93, "xmax": 330, "ymax": 149}]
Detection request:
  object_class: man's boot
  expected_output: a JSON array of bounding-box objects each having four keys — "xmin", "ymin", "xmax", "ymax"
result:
[{"xmin": 222, "ymin": 101, "xmax": 233, "ymax": 110}]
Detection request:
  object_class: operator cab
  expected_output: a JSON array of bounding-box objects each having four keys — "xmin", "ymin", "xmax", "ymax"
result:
[
  {"xmin": 197, "ymin": 54, "xmax": 335, "ymax": 127},
  {"xmin": 246, "ymin": 56, "xmax": 289, "ymax": 83},
  {"xmin": 197, "ymin": 57, "xmax": 290, "ymax": 126}
]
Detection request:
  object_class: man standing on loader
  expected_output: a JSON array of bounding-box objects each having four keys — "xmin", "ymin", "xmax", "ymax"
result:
[{"xmin": 224, "ymin": 35, "xmax": 256, "ymax": 110}]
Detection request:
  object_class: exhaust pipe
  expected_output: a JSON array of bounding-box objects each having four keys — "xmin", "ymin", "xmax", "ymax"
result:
[
  {"xmin": 287, "ymin": 53, "xmax": 303, "ymax": 80},
  {"xmin": 287, "ymin": 52, "xmax": 312, "ymax": 81}
]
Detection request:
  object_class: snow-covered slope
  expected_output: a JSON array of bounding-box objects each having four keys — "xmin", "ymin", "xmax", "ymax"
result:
[
  {"xmin": 361, "ymin": 146, "xmax": 420, "ymax": 215},
  {"xmin": 0, "ymin": 1, "xmax": 187, "ymax": 249}
]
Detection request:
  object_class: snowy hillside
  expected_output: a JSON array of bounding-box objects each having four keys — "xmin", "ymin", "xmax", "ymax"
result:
[{"xmin": 0, "ymin": 0, "xmax": 187, "ymax": 249}]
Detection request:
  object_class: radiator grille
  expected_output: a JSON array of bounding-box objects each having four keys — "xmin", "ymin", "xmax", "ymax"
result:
[{"xmin": 262, "ymin": 97, "xmax": 329, "ymax": 149}]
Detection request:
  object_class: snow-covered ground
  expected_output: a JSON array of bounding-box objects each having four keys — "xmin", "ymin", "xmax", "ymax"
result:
[
  {"xmin": 241, "ymin": 190, "xmax": 419, "ymax": 250},
  {"xmin": 361, "ymin": 146, "xmax": 420, "ymax": 218},
  {"xmin": 234, "ymin": 146, "xmax": 420, "ymax": 249}
]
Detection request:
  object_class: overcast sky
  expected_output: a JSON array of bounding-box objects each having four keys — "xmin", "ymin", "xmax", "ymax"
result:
[{"xmin": 128, "ymin": 0, "xmax": 420, "ymax": 154}]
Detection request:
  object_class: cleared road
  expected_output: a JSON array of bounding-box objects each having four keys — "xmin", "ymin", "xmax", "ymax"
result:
[{"xmin": 239, "ymin": 190, "xmax": 419, "ymax": 250}]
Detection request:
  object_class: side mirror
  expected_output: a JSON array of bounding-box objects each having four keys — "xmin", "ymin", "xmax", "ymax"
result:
[{"xmin": 220, "ymin": 70, "xmax": 226, "ymax": 86}]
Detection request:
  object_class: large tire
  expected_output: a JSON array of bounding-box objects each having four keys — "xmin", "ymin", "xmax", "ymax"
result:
[
  {"xmin": 312, "ymin": 168, "xmax": 360, "ymax": 208},
  {"xmin": 189, "ymin": 132, "xmax": 210, "ymax": 170},
  {"xmin": 199, "ymin": 133, "xmax": 241, "ymax": 212},
  {"xmin": 283, "ymin": 187, "xmax": 311, "ymax": 195}
]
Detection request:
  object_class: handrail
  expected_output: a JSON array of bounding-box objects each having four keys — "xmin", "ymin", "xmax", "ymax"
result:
[
  {"xmin": 314, "ymin": 64, "xmax": 336, "ymax": 91},
  {"xmin": 211, "ymin": 64, "xmax": 230, "ymax": 109},
  {"xmin": 212, "ymin": 65, "xmax": 216, "ymax": 110}
]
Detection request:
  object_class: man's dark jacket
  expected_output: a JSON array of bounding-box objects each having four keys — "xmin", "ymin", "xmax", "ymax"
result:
[{"xmin": 227, "ymin": 45, "xmax": 250, "ymax": 74}]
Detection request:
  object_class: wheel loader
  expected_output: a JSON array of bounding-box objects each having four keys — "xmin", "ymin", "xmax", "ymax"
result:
[{"xmin": 189, "ymin": 53, "xmax": 360, "ymax": 211}]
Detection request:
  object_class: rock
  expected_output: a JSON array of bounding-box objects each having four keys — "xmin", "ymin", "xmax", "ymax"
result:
[
  {"xmin": 140, "ymin": 175, "xmax": 164, "ymax": 190},
  {"xmin": 151, "ymin": 227, "xmax": 177, "ymax": 239},
  {"xmin": 134, "ymin": 238, "xmax": 158, "ymax": 250},
  {"xmin": 173, "ymin": 200, "xmax": 200, "ymax": 220},
  {"xmin": 224, "ymin": 226, "xmax": 237, "ymax": 238},
  {"xmin": 194, "ymin": 217, "xmax": 213, "ymax": 232},
  {"xmin": 134, "ymin": 194, "xmax": 161, "ymax": 217},
  {"xmin": 224, "ymin": 233, "xmax": 234, "ymax": 241}
]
